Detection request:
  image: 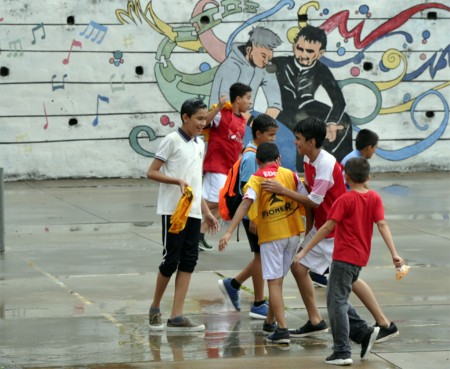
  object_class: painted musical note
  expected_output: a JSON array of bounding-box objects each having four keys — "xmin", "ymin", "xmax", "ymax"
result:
[
  {"xmin": 80, "ymin": 21, "xmax": 108, "ymax": 44},
  {"xmin": 62, "ymin": 39, "xmax": 82, "ymax": 65},
  {"xmin": 7, "ymin": 39, "xmax": 23, "ymax": 57},
  {"xmin": 92, "ymin": 95, "xmax": 109, "ymax": 127},
  {"xmin": 31, "ymin": 22, "xmax": 46, "ymax": 44},
  {"xmin": 109, "ymin": 73, "xmax": 125, "ymax": 93},
  {"xmin": 51, "ymin": 74, "xmax": 68, "ymax": 91},
  {"xmin": 43, "ymin": 103, "xmax": 49, "ymax": 130}
]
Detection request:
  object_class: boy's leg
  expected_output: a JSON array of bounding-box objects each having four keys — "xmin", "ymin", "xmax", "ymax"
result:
[
  {"xmin": 326, "ymin": 261, "xmax": 355, "ymax": 357},
  {"xmin": 170, "ymin": 270, "xmax": 192, "ymax": 318},
  {"xmin": 219, "ymin": 219, "xmax": 267, "ymax": 317},
  {"xmin": 352, "ymin": 278, "xmax": 399, "ymax": 343},
  {"xmin": 171, "ymin": 217, "xmax": 200, "ymax": 318},
  {"xmin": 267, "ymin": 278, "xmax": 286, "ymax": 328},
  {"xmin": 199, "ymin": 200, "xmax": 219, "ymax": 250},
  {"xmin": 240, "ymin": 219, "xmax": 265, "ymax": 303},
  {"xmin": 233, "ymin": 254, "xmax": 265, "ymax": 302},
  {"xmin": 151, "ymin": 272, "xmax": 171, "ymax": 309},
  {"xmin": 250, "ymin": 253, "xmax": 265, "ymax": 302},
  {"xmin": 259, "ymin": 240, "xmax": 285, "ymax": 328},
  {"xmin": 293, "ymin": 228, "xmax": 332, "ymax": 324},
  {"xmin": 151, "ymin": 215, "xmax": 182, "ymax": 309},
  {"xmin": 291, "ymin": 261, "xmax": 323, "ymax": 324},
  {"xmin": 352, "ymin": 278, "xmax": 390, "ymax": 327}
]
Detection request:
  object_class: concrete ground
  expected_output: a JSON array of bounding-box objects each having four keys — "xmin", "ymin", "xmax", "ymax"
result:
[{"xmin": 0, "ymin": 172, "xmax": 449, "ymax": 369}]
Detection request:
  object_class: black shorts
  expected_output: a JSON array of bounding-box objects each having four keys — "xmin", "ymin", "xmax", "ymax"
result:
[
  {"xmin": 242, "ymin": 218, "xmax": 260, "ymax": 254},
  {"xmin": 159, "ymin": 215, "xmax": 201, "ymax": 276}
]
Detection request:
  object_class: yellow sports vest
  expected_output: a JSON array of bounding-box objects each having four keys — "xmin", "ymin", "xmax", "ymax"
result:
[{"xmin": 244, "ymin": 167, "xmax": 305, "ymax": 244}]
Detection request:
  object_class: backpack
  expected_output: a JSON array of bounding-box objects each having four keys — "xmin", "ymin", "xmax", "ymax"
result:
[{"xmin": 218, "ymin": 146, "xmax": 257, "ymax": 221}]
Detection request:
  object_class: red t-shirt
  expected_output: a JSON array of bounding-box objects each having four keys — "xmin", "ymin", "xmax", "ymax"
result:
[
  {"xmin": 203, "ymin": 109, "xmax": 246, "ymax": 174},
  {"xmin": 328, "ymin": 190, "xmax": 385, "ymax": 266}
]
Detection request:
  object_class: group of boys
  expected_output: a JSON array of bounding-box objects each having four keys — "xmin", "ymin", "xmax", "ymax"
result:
[{"xmin": 146, "ymin": 43, "xmax": 405, "ymax": 367}]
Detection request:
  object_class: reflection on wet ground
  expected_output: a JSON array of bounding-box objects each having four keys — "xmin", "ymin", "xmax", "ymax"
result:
[{"xmin": 0, "ymin": 174, "xmax": 449, "ymax": 369}]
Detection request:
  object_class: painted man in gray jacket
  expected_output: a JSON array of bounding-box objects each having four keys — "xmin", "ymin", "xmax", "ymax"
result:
[{"xmin": 209, "ymin": 26, "xmax": 283, "ymax": 119}]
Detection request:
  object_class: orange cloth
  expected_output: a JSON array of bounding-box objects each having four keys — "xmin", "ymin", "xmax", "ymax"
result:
[{"xmin": 169, "ymin": 186, "xmax": 194, "ymax": 234}]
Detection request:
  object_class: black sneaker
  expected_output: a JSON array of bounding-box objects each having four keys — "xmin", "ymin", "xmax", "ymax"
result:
[
  {"xmin": 360, "ymin": 326, "xmax": 379, "ymax": 359},
  {"xmin": 262, "ymin": 321, "xmax": 277, "ymax": 336},
  {"xmin": 325, "ymin": 352, "xmax": 353, "ymax": 366},
  {"xmin": 309, "ymin": 270, "xmax": 328, "ymax": 288},
  {"xmin": 289, "ymin": 320, "xmax": 328, "ymax": 338},
  {"xmin": 265, "ymin": 328, "xmax": 290, "ymax": 344},
  {"xmin": 375, "ymin": 322, "xmax": 399, "ymax": 343},
  {"xmin": 198, "ymin": 238, "xmax": 214, "ymax": 251}
]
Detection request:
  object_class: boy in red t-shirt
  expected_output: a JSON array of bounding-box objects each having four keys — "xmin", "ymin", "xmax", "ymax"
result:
[
  {"xmin": 199, "ymin": 82, "xmax": 253, "ymax": 251},
  {"xmin": 295, "ymin": 157, "xmax": 404, "ymax": 365}
]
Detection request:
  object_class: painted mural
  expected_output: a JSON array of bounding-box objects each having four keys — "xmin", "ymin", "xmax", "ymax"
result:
[{"xmin": 0, "ymin": 0, "xmax": 449, "ymax": 179}]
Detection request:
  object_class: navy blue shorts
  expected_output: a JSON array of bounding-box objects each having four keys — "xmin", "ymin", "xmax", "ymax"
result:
[{"xmin": 242, "ymin": 218, "xmax": 260, "ymax": 254}]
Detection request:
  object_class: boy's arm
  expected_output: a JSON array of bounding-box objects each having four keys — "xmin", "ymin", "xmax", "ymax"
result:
[
  {"xmin": 147, "ymin": 158, "xmax": 188, "ymax": 194},
  {"xmin": 294, "ymin": 219, "xmax": 336, "ymax": 263},
  {"xmin": 261, "ymin": 179, "xmax": 320, "ymax": 208},
  {"xmin": 219, "ymin": 198, "xmax": 252, "ymax": 251},
  {"xmin": 206, "ymin": 95, "xmax": 227, "ymax": 126},
  {"xmin": 376, "ymin": 220, "xmax": 404, "ymax": 267},
  {"xmin": 304, "ymin": 206, "xmax": 314, "ymax": 234},
  {"xmin": 201, "ymin": 198, "xmax": 220, "ymax": 234}
]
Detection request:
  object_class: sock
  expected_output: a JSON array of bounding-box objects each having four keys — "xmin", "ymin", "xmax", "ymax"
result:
[
  {"xmin": 253, "ymin": 300, "xmax": 265, "ymax": 307},
  {"xmin": 169, "ymin": 316, "xmax": 184, "ymax": 323},
  {"xmin": 150, "ymin": 307, "xmax": 160, "ymax": 314},
  {"xmin": 230, "ymin": 278, "xmax": 241, "ymax": 290},
  {"xmin": 200, "ymin": 233, "xmax": 205, "ymax": 241}
]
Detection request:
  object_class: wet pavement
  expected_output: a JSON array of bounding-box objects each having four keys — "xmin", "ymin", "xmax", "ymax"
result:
[{"xmin": 0, "ymin": 172, "xmax": 449, "ymax": 369}]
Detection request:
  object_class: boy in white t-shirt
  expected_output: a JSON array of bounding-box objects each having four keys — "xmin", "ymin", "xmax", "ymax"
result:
[{"xmin": 147, "ymin": 98, "xmax": 219, "ymax": 332}]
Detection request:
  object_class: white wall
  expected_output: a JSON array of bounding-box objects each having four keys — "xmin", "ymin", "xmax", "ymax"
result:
[{"xmin": 0, "ymin": 0, "xmax": 449, "ymax": 180}]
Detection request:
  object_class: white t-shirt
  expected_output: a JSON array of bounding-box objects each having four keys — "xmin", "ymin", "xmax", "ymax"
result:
[{"xmin": 154, "ymin": 128, "xmax": 205, "ymax": 219}]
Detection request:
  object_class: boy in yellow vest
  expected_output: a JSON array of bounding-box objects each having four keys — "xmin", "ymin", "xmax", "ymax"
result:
[{"xmin": 219, "ymin": 142, "xmax": 308, "ymax": 345}]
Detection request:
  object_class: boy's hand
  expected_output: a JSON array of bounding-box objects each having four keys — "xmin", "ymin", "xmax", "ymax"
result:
[
  {"xmin": 261, "ymin": 179, "xmax": 284, "ymax": 195},
  {"xmin": 205, "ymin": 212, "xmax": 220, "ymax": 235},
  {"xmin": 219, "ymin": 232, "xmax": 231, "ymax": 252},
  {"xmin": 178, "ymin": 179, "xmax": 189, "ymax": 194},
  {"xmin": 249, "ymin": 221, "xmax": 257, "ymax": 234},
  {"xmin": 293, "ymin": 248, "xmax": 307, "ymax": 264},
  {"xmin": 218, "ymin": 94, "xmax": 227, "ymax": 109},
  {"xmin": 392, "ymin": 254, "xmax": 404, "ymax": 268},
  {"xmin": 326, "ymin": 123, "xmax": 344, "ymax": 142}
]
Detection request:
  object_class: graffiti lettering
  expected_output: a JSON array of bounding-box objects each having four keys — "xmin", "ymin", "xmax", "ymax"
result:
[
  {"xmin": 173, "ymin": 25, "xmax": 198, "ymax": 43},
  {"xmin": 190, "ymin": 7, "xmax": 222, "ymax": 35}
]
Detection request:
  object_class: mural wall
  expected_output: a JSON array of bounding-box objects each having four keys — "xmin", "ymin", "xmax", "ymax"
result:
[{"xmin": 0, "ymin": 0, "xmax": 449, "ymax": 180}]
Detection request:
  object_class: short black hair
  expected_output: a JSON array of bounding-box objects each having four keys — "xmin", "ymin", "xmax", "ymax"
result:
[
  {"xmin": 256, "ymin": 142, "xmax": 279, "ymax": 164},
  {"xmin": 229, "ymin": 82, "xmax": 252, "ymax": 103},
  {"xmin": 345, "ymin": 157, "xmax": 370, "ymax": 183},
  {"xmin": 252, "ymin": 113, "xmax": 278, "ymax": 139},
  {"xmin": 180, "ymin": 98, "xmax": 207, "ymax": 120},
  {"xmin": 294, "ymin": 25, "xmax": 327, "ymax": 50},
  {"xmin": 355, "ymin": 129, "xmax": 379, "ymax": 151},
  {"xmin": 293, "ymin": 117, "xmax": 326, "ymax": 148}
]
